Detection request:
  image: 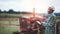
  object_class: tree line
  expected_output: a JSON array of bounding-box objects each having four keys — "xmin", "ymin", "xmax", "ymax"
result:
[
  {"xmin": 0, "ymin": 9, "xmax": 21, "ymax": 14},
  {"xmin": 0, "ymin": 9, "xmax": 60, "ymax": 16},
  {"xmin": 0, "ymin": 9, "xmax": 31, "ymax": 14}
]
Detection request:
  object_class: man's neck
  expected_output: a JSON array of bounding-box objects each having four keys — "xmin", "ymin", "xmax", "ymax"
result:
[{"xmin": 48, "ymin": 12, "xmax": 54, "ymax": 14}]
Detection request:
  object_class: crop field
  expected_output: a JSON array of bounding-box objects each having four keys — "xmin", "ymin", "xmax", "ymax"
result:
[
  {"xmin": 0, "ymin": 20, "xmax": 20, "ymax": 34},
  {"xmin": 0, "ymin": 13, "xmax": 32, "ymax": 34},
  {"xmin": 0, "ymin": 14, "xmax": 21, "ymax": 34},
  {"xmin": 0, "ymin": 21, "xmax": 20, "ymax": 34},
  {"xmin": 0, "ymin": 13, "xmax": 32, "ymax": 18},
  {"xmin": 0, "ymin": 26, "xmax": 20, "ymax": 34}
]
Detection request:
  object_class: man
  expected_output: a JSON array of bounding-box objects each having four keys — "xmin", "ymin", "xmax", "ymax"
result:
[{"xmin": 41, "ymin": 6, "xmax": 56, "ymax": 34}]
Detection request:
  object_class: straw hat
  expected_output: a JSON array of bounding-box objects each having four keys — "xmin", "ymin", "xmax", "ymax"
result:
[{"xmin": 48, "ymin": 6, "xmax": 55, "ymax": 10}]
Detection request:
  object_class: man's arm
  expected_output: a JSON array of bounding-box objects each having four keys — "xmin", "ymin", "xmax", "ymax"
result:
[{"xmin": 42, "ymin": 15, "xmax": 56, "ymax": 27}]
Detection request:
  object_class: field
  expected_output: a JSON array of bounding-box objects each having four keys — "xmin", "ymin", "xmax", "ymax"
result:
[
  {"xmin": 0, "ymin": 13, "xmax": 32, "ymax": 18},
  {"xmin": 0, "ymin": 20, "xmax": 20, "ymax": 34},
  {"xmin": 0, "ymin": 13, "xmax": 33, "ymax": 34},
  {"xmin": 0, "ymin": 26, "xmax": 20, "ymax": 34},
  {"xmin": 0, "ymin": 14, "xmax": 20, "ymax": 34}
]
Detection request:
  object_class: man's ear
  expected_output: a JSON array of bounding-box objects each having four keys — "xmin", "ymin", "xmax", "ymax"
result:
[{"xmin": 52, "ymin": 10, "xmax": 54, "ymax": 13}]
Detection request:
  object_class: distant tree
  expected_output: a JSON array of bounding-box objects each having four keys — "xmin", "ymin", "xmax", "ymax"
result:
[
  {"xmin": 55, "ymin": 13, "xmax": 60, "ymax": 16},
  {"xmin": 0, "ymin": 9, "xmax": 2, "ymax": 13},
  {"xmin": 8, "ymin": 9, "xmax": 14, "ymax": 13},
  {"xmin": 3, "ymin": 10, "xmax": 7, "ymax": 13}
]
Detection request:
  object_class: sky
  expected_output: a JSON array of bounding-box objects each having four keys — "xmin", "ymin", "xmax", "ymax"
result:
[{"xmin": 0, "ymin": 0, "xmax": 60, "ymax": 13}]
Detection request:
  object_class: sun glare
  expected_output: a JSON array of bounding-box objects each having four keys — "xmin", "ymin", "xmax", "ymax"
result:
[
  {"xmin": 21, "ymin": 0, "xmax": 53, "ymax": 13},
  {"xmin": 17, "ymin": 0, "xmax": 53, "ymax": 13}
]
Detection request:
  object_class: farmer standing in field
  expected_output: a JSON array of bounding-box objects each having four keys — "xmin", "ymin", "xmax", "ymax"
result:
[{"xmin": 39, "ymin": 6, "xmax": 56, "ymax": 34}]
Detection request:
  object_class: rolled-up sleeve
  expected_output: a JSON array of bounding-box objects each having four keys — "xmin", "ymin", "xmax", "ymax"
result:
[{"xmin": 42, "ymin": 15, "xmax": 56, "ymax": 27}]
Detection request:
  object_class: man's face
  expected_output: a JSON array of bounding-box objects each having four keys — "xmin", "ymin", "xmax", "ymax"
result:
[{"xmin": 48, "ymin": 8, "xmax": 54, "ymax": 14}]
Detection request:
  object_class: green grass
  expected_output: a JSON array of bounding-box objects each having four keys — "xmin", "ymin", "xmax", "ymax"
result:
[
  {"xmin": 0, "ymin": 20, "xmax": 20, "ymax": 34},
  {"xmin": 0, "ymin": 13, "xmax": 32, "ymax": 34},
  {"xmin": 0, "ymin": 26, "xmax": 20, "ymax": 34},
  {"xmin": 0, "ymin": 21, "xmax": 9, "ymax": 24},
  {"xmin": 0, "ymin": 13, "xmax": 32, "ymax": 18},
  {"xmin": 0, "ymin": 14, "xmax": 20, "ymax": 18},
  {"xmin": 0, "ymin": 21, "xmax": 19, "ymax": 24}
]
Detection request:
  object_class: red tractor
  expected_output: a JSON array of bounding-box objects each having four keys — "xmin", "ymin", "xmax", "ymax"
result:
[{"xmin": 19, "ymin": 16, "xmax": 45, "ymax": 34}]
